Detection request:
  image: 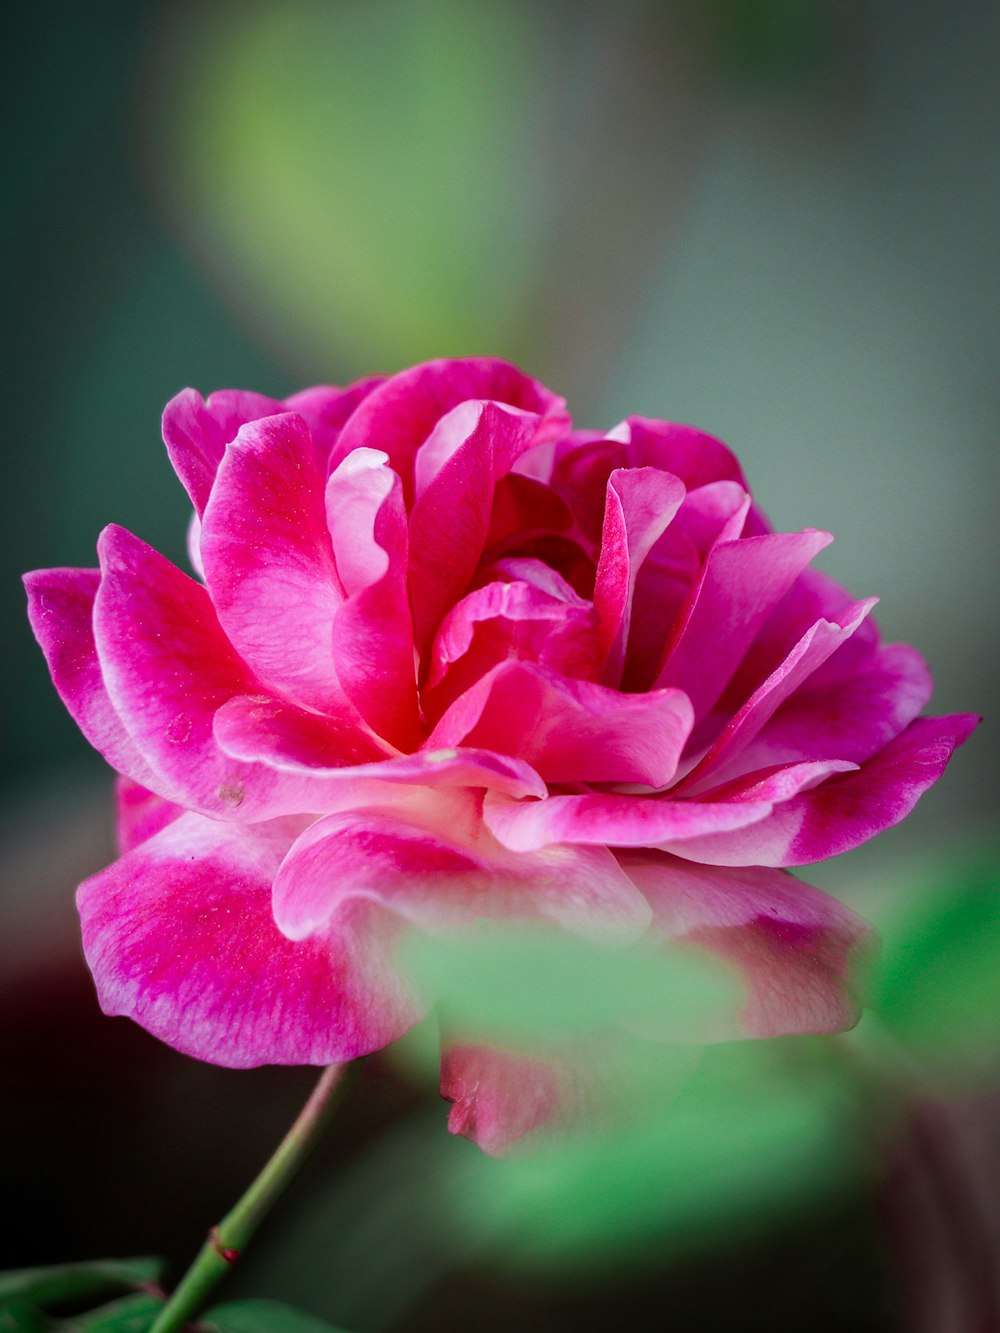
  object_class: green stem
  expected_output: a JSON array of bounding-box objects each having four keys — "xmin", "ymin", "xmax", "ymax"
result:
[{"xmin": 148, "ymin": 1063, "xmax": 350, "ymax": 1333}]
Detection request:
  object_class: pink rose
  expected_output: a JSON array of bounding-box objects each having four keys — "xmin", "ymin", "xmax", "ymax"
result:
[{"xmin": 25, "ymin": 358, "xmax": 976, "ymax": 1154}]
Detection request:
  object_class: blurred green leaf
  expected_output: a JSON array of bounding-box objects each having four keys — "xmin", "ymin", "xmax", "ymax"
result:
[
  {"xmin": 57, "ymin": 1293, "xmax": 164, "ymax": 1332},
  {"xmin": 201, "ymin": 1300, "xmax": 353, "ymax": 1332},
  {"xmin": 154, "ymin": 0, "xmax": 547, "ymax": 377},
  {"xmin": 452, "ymin": 1037, "xmax": 861, "ymax": 1270},
  {"xmin": 0, "ymin": 1301, "xmax": 52, "ymax": 1332},
  {"xmin": 875, "ymin": 846, "xmax": 1000, "ymax": 1068},
  {"xmin": 399, "ymin": 922, "xmax": 741, "ymax": 1046},
  {"xmin": 0, "ymin": 1263, "xmax": 162, "ymax": 1314}
]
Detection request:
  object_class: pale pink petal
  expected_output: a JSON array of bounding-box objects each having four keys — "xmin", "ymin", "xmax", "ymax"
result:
[
  {"xmin": 325, "ymin": 449, "xmax": 420, "ymax": 747},
  {"xmin": 332, "ymin": 357, "xmax": 568, "ymax": 502},
  {"xmin": 621, "ymin": 853, "xmax": 873, "ymax": 1036},
  {"xmin": 483, "ymin": 788, "xmax": 774, "ymax": 853},
  {"xmin": 660, "ymin": 713, "xmax": 980, "ymax": 867},
  {"xmin": 655, "ymin": 529, "xmax": 833, "ymax": 717},
  {"xmin": 273, "ymin": 805, "xmax": 650, "ymax": 943},
  {"xmin": 593, "ymin": 468, "xmax": 686, "ymax": 684},
  {"xmin": 115, "ymin": 777, "xmax": 184, "ymax": 853},
  {"xmin": 77, "ymin": 814, "xmax": 417, "ymax": 1066},
  {"xmin": 24, "ymin": 567, "xmax": 161, "ymax": 789},
  {"xmin": 214, "ymin": 694, "xmax": 545, "ymax": 799},
  {"xmin": 200, "ymin": 413, "xmax": 350, "ymax": 716},
  {"xmin": 430, "ymin": 662, "xmax": 694, "ymax": 788},
  {"xmin": 407, "ymin": 401, "xmax": 552, "ymax": 653},
  {"xmin": 442, "ymin": 1042, "xmax": 589, "ymax": 1156}
]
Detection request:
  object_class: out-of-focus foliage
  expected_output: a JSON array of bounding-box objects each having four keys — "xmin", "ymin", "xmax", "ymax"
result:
[
  {"xmin": 0, "ymin": 1261, "xmax": 162, "ymax": 1313},
  {"xmin": 152, "ymin": 1, "xmax": 548, "ymax": 377}
]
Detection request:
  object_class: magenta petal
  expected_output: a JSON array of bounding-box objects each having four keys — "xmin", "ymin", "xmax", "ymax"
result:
[
  {"xmin": 273, "ymin": 805, "xmax": 650, "ymax": 943},
  {"xmin": 407, "ymin": 401, "xmax": 551, "ymax": 654},
  {"xmin": 200, "ymin": 413, "xmax": 349, "ymax": 716},
  {"xmin": 332, "ymin": 357, "xmax": 568, "ymax": 503},
  {"xmin": 24, "ymin": 567, "xmax": 162, "ymax": 789},
  {"xmin": 214, "ymin": 694, "xmax": 545, "ymax": 799},
  {"xmin": 77, "ymin": 813, "xmax": 418, "ymax": 1066},
  {"xmin": 483, "ymin": 788, "xmax": 773, "ymax": 853},
  {"xmin": 162, "ymin": 387, "xmax": 286, "ymax": 516},
  {"xmin": 430, "ymin": 662, "xmax": 694, "ymax": 788},
  {"xmin": 325, "ymin": 450, "xmax": 420, "ymax": 747},
  {"xmin": 115, "ymin": 777, "xmax": 184, "ymax": 853},
  {"xmin": 620, "ymin": 417, "xmax": 750, "ymax": 490},
  {"xmin": 442, "ymin": 1042, "xmax": 581, "ymax": 1156},
  {"xmin": 677, "ymin": 598, "xmax": 877, "ymax": 792},
  {"xmin": 621, "ymin": 853, "xmax": 873, "ymax": 1036},
  {"xmin": 661, "ymin": 713, "xmax": 981, "ymax": 867},
  {"xmin": 593, "ymin": 467, "xmax": 686, "ymax": 683},
  {"xmin": 656, "ymin": 529, "xmax": 833, "ymax": 717},
  {"xmin": 93, "ymin": 525, "xmax": 305, "ymax": 821}
]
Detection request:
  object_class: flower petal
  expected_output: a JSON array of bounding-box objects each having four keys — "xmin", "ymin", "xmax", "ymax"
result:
[
  {"xmin": 621, "ymin": 853, "xmax": 873, "ymax": 1036},
  {"xmin": 483, "ymin": 788, "xmax": 774, "ymax": 853},
  {"xmin": 200, "ymin": 413, "xmax": 350, "ymax": 716},
  {"xmin": 273, "ymin": 804, "xmax": 651, "ymax": 943},
  {"xmin": 661, "ymin": 713, "xmax": 980, "ymax": 867},
  {"xmin": 77, "ymin": 813, "xmax": 417, "ymax": 1066},
  {"xmin": 162, "ymin": 388, "xmax": 285, "ymax": 516},
  {"xmin": 332, "ymin": 357, "xmax": 568, "ymax": 502},
  {"xmin": 115, "ymin": 777, "xmax": 184, "ymax": 853},
  {"xmin": 655, "ymin": 529, "xmax": 833, "ymax": 717},
  {"xmin": 325, "ymin": 449, "xmax": 420, "ymax": 746},
  {"xmin": 24, "ymin": 567, "xmax": 161, "ymax": 789},
  {"xmin": 430, "ymin": 661, "xmax": 694, "ymax": 788}
]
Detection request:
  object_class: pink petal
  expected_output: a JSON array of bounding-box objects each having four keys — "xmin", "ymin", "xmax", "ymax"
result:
[
  {"xmin": 325, "ymin": 449, "xmax": 420, "ymax": 747},
  {"xmin": 24, "ymin": 567, "xmax": 161, "ymax": 789},
  {"xmin": 442, "ymin": 1042, "xmax": 587, "ymax": 1156},
  {"xmin": 676, "ymin": 597, "xmax": 878, "ymax": 793},
  {"xmin": 93, "ymin": 525, "xmax": 316, "ymax": 821},
  {"xmin": 214, "ymin": 693, "xmax": 546, "ymax": 799},
  {"xmin": 483, "ymin": 788, "xmax": 774, "ymax": 853},
  {"xmin": 617, "ymin": 417, "xmax": 750, "ymax": 490},
  {"xmin": 115, "ymin": 777, "xmax": 184, "ymax": 853},
  {"xmin": 655, "ymin": 529, "xmax": 833, "ymax": 717},
  {"xmin": 593, "ymin": 468, "xmax": 686, "ymax": 684},
  {"xmin": 661, "ymin": 713, "xmax": 981, "ymax": 867},
  {"xmin": 162, "ymin": 388, "xmax": 285, "ymax": 516},
  {"xmin": 273, "ymin": 804, "xmax": 651, "ymax": 943},
  {"xmin": 200, "ymin": 413, "xmax": 350, "ymax": 716},
  {"xmin": 430, "ymin": 662, "xmax": 694, "ymax": 788},
  {"xmin": 621, "ymin": 853, "xmax": 873, "ymax": 1036},
  {"xmin": 77, "ymin": 814, "xmax": 416, "ymax": 1066},
  {"xmin": 407, "ymin": 401, "xmax": 552, "ymax": 654},
  {"xmin": 332, "ymin": 357, "xmax": 568, "ymax": 503},
  {"xmin": 423, "ymin": 575, "xmax": 599, "ymax": 723}
]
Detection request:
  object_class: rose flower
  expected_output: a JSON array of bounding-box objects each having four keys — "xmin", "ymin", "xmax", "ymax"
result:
[{"xmin": 25, "ymin": 358, "xmax": 976, "ymax": 1153}]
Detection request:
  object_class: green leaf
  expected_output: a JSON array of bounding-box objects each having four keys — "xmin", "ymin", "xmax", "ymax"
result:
[
  {"xmin": 0, "ymin": 1263, "xmax": 163, "ymax": 1313},
  {"xmin": 874, "ymin": 845, "xmax": 1000, "ymax": 1068},
  {"xmin": 57, "ymin": 1292, "xmax": 164, "ymax": 1332},
  {"xmin": 200, "ymin": 1300, "xmax": 354, "ymax": 1333},
  {"xmin": 0, "ymin": 1301, "xmax": 53, "ymax": 1332}
]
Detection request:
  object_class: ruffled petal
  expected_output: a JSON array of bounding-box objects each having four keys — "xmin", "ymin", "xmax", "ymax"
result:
[
  {"xmin": 24, "ymin": 567, "xmax": 161, "ymax": 789},
  {"xmin": 593, "ymin": 467, "xmax": 686, "ymax": 684},
  {"xmin": 621, "ymin": 853, "xmax": 873, "ymax": 1036},
  {"xmin": 77, "ymin": 813, "xmax": 417, "ymax": 1066},
  {"xmin": 655, "ymin": 529, "xmax": 833, "ymax": 717},
  {"xmin": 325, "ymin": 449, "xmax": 420, "ymax": 747},
  {"xmin": 483, "ymin": 788, "xmax": 774, "ymax": 853},
  {"xmin": 115, "ymin": 777, "xmax": 184, "ymax": 853},
  {"xmin": 200, "ymin": 413, "xmax": 350, "ymax": 716},
  {"xmin": 660, "ymin": 713, "xmax": 980, "ymax": 867},
  {"xmin": 162, "ymin": 388, "xmax": 285, "ymax": 516},
  {"xmin": 273, "ymin": 803, "xmax": 651, "ymax": 944},
  {"xmin": 430, "ymin": 661, "xmax": 694, "ymax": 788}
]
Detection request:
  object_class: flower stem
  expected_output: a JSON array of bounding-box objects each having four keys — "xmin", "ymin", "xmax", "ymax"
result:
[{"xmin": 148, "ymin": 1063, "xmax": 350, "ymax": 1333}]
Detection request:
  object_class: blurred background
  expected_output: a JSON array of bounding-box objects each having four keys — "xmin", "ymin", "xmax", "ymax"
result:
[{"xmin": 2, "ymin": 2, "xmax": 997, "ymax": 1329}]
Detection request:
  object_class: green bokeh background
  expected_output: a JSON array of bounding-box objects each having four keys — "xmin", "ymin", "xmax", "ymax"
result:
[{"xmin": 2, "ymin": 3, "xmax": 997, "ymax": 1329}]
